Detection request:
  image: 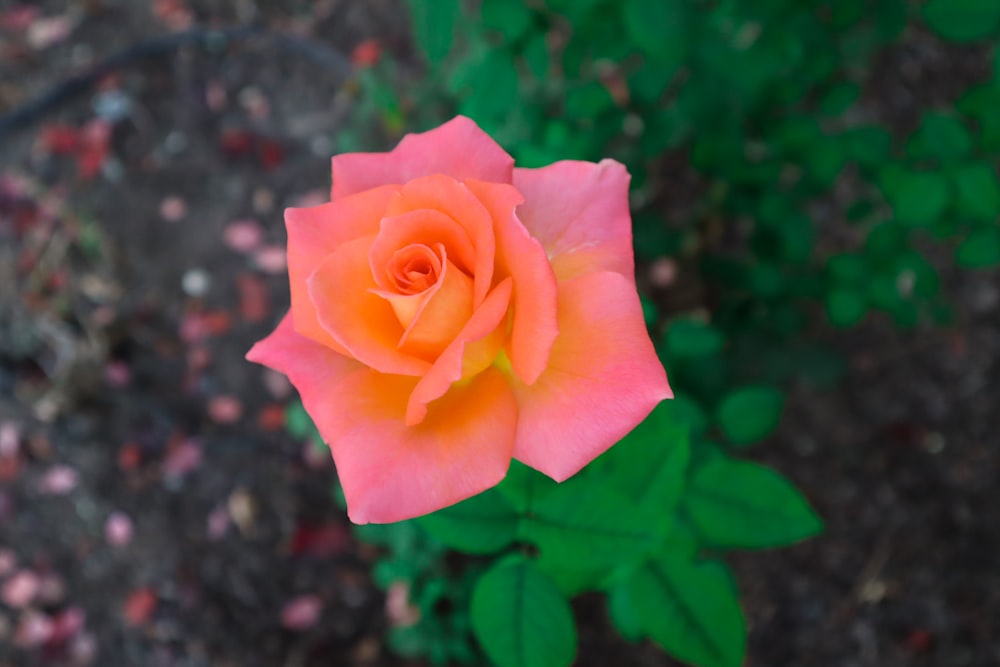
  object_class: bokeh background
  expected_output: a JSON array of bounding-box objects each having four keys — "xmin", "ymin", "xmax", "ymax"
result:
[{"xmin": 1, "ymin": 1, "xmax": 999, "ymax": 665}]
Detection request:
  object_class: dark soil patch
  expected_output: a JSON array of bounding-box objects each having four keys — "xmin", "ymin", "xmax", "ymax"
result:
[{"xmin": 1, "ymin": 3, "xmax": 998, "ymax": 667}]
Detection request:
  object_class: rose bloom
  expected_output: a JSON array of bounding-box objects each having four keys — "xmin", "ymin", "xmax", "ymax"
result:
[{"xmin": 248, "ymin": 117, "xmax": 671, "ymax": 523}]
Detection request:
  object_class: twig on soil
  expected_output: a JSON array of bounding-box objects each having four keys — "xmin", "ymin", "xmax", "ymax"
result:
[{"xmin": 0, "ymin": 25, "xmax": 353, "ymax": 141}]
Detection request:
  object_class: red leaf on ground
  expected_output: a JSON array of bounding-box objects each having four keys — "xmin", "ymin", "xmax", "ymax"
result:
[
  {"xmin": 123, "ymin": 587, "xmax": 157, "ymax": 627},
  {"xmin": 39, "ymin": 124, "xmax": 80, "ymax": 154},
  {"xmin": 288, "ymin": 521, "xmax": 350, "ymax": 558},
  {"xmin": 237, "ymin": 273, "xmax": 269, "ymax": 322},
  {"xmin": 118, "ymin": 442, "xmax": 141, "ymax": 471},
  {"xmin": 257, "ymin": 138, "xmax": 284, "ymax": 170},
  {"xmin": 220, "ymin": 129, "xmax": 255, "ymax": 158},
  {"xmin": 351, "ymin": 39, "xmax": 382, "ymax": 68},
  {"xmin": 257, "ymin": 403, "xmax": 287, "ymax": 431}
]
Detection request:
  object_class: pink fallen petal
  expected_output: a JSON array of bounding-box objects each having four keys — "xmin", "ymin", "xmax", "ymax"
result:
[
  {"xmin": 39, "ymin": 465, "xmax": 78, "ymax": 495},
  {"xmin": 0, "ymin": 548, "xmax": 16, "ymax": 577},
  {"xmin": 281, "ymin": 595, "xmax": 323, "ymax": 631},
  {"xmin": 2, "ymin": 570, "xmax": 39, "ymax": 608},
  {"xmin": 290, "ymin": 189, "xmax": 328, "ymax": 208},
  {"xmin": 105, "ymin": 360, "xmax": 131, "ymax": 387},
  {"xmin": 159, "ymin": 196, "xmax": 187, "ymax": 222},
  {"xmin": 105, "ymin": 511, "xmax": 134, "ymax": 546},
  {"xmin": 385, "ymin": 581, "xmax": 420, "ymax": 627},
  {"xmin": 254, "ymin": 245, "xmax": 287, "ymax": 274},
  {"xmin": 36, "ymin": 572, "xmax": 65, "ymax": 604},
  {"xmin": 0, "ymin": 422, "xmax": 19, "ymax": 456},
  {"xmin": 223, "ymin": 219, "xmax": 264, "ymax": 253},
  {"xmin": 206, "ymin": 506, "xmax": 230, "ymax": 540},
  {"xmin": 302, "ymin": 441, "xmax": 331, "ymax": 470},
  {"xmin": 70, "ymin": 631, "xmax": 97, "ymax": 666},
  {"xmin": 262, "ymin": 369, "xmax": 292, "ymax": 399},
  {"xmin": 208, "ymin": 395, "xmax": 243, "ymax": 424},
  {"xmin": 0, "ymin": 6, "xmax": 39, "ymax": 31},
  {"xmin": 14, "ymin": 610, "xmax": 53, "ymax": 648},
  {"xmin": 27, "ymin": 15, "xmax": 74, "ymax": 50},
  {"xmin": 49, "ymin": 606, "xmax": 85, "ymax": 643},
  {"xmin": 162, "ymin": 439, "xmax": 202, "ymax": 480}
]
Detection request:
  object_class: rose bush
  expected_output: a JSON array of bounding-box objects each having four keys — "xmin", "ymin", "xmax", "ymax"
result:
[{"xmin": 248, "ymin": 116, "xmax": 671, "ymax": 523}]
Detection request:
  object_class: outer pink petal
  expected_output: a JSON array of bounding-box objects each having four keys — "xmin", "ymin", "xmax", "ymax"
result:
[
  {"xmin": 246, "ymin": 313, "xmax": 364, "ymax": 437},
  {"xmin": 331, "ymin": 367, "xmax": 518, "ymax": 524},
  {"xmin": 512, "ymin": 159, "xmax": 635, "ymax": 282},
  {"xmin": 510, "ymin": 271, "xmax": 672, "ymax": 481},
  {"xmin": 466, "ymin": 179, "xmax": 558, "ymax": 386},
  {"xmin": 286, "ymin": 185, "xmax": 398, "ymax": 353},
  {"xmin": 331, "ymin": 116, "xmax": 515, "ymax": 200},
  {"xmin": 308, "ymin": 236, "xmax": 431, "ymax": 376}
]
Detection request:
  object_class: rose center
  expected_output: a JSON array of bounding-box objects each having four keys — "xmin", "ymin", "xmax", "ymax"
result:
[{"xmin": 388, "ymin": 244, "xmax": 442, "ymax": 295}]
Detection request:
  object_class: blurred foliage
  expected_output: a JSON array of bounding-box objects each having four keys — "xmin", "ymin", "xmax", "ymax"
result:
[{"xmin": 318, "ymin": 1, "xmax": 1000, "ymax": 666}]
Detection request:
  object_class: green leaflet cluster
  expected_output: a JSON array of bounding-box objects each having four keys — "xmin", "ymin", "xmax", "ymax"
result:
[
  {"xmin": 307, "ymin": 0, "xmax": 1000, "ymax": 665},
  {"xmin": 418, "ymin": 403, "xmax": 820, "ymax": 667}
]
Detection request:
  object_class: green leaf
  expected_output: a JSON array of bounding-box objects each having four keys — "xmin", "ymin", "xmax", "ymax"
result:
[
  {"xmin": 471, "ymin": 557, "xmax": 577, "ymax": 667},
  {"xmin": 819, "ymin": 82, "xmax": 861, "ymax": 117},
  {"xmin": 953, "ymin": 163, "xmax": 1000, "ymax": 222},
  {"xmin": 456, "ymin": 49, "xmax": 520, "ymax": 122},
  {"xmin": 521, "ymin": 478, "xmax": 662, "ymax": 570},
  {"xmin": 417, "ymin": 488, "xmax": 520, "ymax": 554},
  {"xmin": 607, "ymin": 585, "xmax": 644, "ymax": 642},
  {"xmin": 825, "ymin": 288, "xmax": 867, "ymax": 328},
  {"xmin": 664, "ymin": 318, "xmax": 725, "ymax": 359},
  {"xmin": 661, "ymin": 393, "xmax": 709, "ymax": 438},
  {"xmin": 843, "ymin": 126, "xmax": 893, "ymax": 169},
  {"xmin": 406, "ymin": 0, "xmax": 459, "ymax": 64},
  {"xmin": 827, "ymin": 252, "xmax": 869, "ymax": 285},
  {"xmin": 883, "ymin": 170, "xmax": 950, "ymax": 227},
  {"xmin": 956, "ymin": 227, "xmax": 1000, "ymax": 267},
  {"xmin": 622, "ymin": 0, "xmax": 688, "ymax": 68},
  {"xmin": 684, "ymin": 456, "xmax": 823, "ymax": 548},
  {"xmin": 623, "ymin": 553, "xmax": 746, "ymax": 667},
  {"xmin": 522, "ymin": 33, "xmax": 549, "ymax": 80},
  {"xmin": 922, "ymin": 0, "xmax": 1000, "ymax": 43},
  {"xmin": 716, "ymin": 385, "xmax": 785, "ymax": 447},
  {"xmin": 481, "ymin": 0, "xmax": 534, "ymax": 41},
  {"xmin": 907, "ymin": 111, "xmax": 974, "ymax": 162},
  {"xmin": 497, "ymin": 460, "xmax": 558, "ymax": 513},
  {"xmin": 865, "ymin": 223, "xmax": 906, "ymax": 259},
  {"xmin": 598, "ymin": 404, "xmax": 691, "ymax": 531}
]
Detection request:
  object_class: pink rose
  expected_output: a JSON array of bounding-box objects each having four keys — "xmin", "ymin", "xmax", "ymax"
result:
[{"xmin": 248, "ymin": 117, "xmax": 671, "ymax": 523}]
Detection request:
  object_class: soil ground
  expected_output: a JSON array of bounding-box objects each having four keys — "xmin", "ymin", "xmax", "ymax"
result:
[{"xmin": 1, "ymin": 2, "xmax": 998, "ymax": 667}]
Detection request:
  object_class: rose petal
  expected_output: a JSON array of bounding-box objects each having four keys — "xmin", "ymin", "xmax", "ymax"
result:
[
  {"xmin": 510, "ymin": 271, "xmax": 672, "ymax": 481},
  {"xmin": 380, "ymin": 253, "xmax": 475, "ymax": 358},
  {"xmin": 246, "ymin": 314, "xmax": 363, "ymax": 439},
  {"xmin": 331, "ymin": 116, "xmax": 514, "ymax": 200},
  {"xmin": 286, "ymin": 185, "xmax": 398, "ymax": 355},
  {"xmin": 386, "ymin": 175, "xmax": 496, "ymax": 306},
  {"xmin": 329, "ymin": 366, "xmax": 517, "ymax": 524},
  {"xmin": 308, "ymin": 237, "xmax": 430, "ymax": 376},
  {"xmin": 513, "ymin": 159, "xmax": 635, "ymax": 282},
  {"xmin": 368, "ymin": 209, "xmax": 477, "ymax": 290},
  {"xmin": 466, "ymin": 179, "xmax": 559, "ymax": 385},
  {"xmin": 404, "ymin": 277, "xmax": 512, "ymax": 426}
]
